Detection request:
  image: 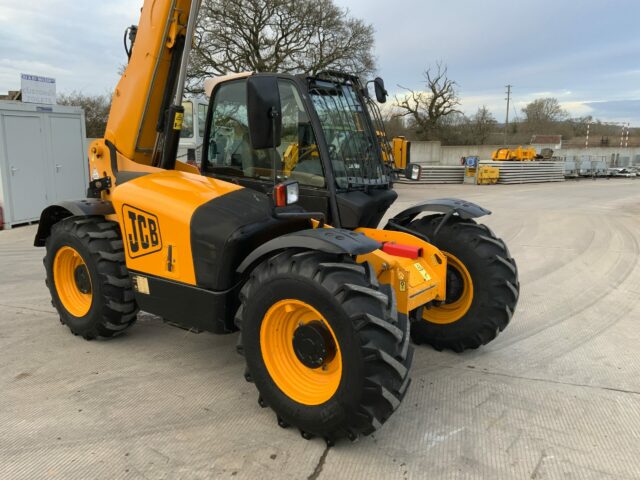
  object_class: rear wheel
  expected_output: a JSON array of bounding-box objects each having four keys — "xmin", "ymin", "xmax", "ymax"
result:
[
  {"xmin": 236, "ymin": 250, "xmax": 413, "ymax": 443},
  {"xmin": 407, "ymin": 215, "xmax": 519, "ymax": 352},
  {"xmin": 45, "ymin": 216, "xmax": 138, "ymax": 340}
]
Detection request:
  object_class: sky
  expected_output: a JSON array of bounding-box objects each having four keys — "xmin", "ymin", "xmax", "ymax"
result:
[{"xmin": 1, "ymin": 0, "xmax": 639, "ymax": 125}]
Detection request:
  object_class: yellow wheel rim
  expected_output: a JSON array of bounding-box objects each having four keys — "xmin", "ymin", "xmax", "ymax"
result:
[
  {"xmin": 423, "ymin": 251, "xmax": 473, "ymax": 325},
  {"xmin": 260, "ymin": 299, "xmax": 342, "ymax": 406},
  {"xmin": 53, "ymin": 246, "xmax": 93, "ymax": 317}
]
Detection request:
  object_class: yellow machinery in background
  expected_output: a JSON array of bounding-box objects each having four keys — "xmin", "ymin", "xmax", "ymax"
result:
[
  {"xmin": 282, "ymin": 143, "xmax": 319, "ymax": 175},
  {"xmin": 477, "ymin": 165, "xmax": 500, "ymax": 184},
  {"xmin": 492, "ymin": 146, "xmax": 537, "ymax": 161},
  {"xmin": 463, "ymin": 156, "xmax": 499, "ymax": 185},
  {"xmin": 391, "ymin": 136, "xmax": 410, "ymax": 169}
]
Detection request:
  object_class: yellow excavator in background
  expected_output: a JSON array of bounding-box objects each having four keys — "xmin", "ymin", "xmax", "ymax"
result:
[
  {"xmin": 491, "ymin": 146, "xmax": 537, "ymax": 161},
  {"xmin": 33, "ymin": 0, "xmax": 518, "ymax": 443}
]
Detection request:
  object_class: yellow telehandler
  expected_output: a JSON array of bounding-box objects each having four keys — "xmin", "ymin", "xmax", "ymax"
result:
[{"xmin": 34, "ymin": 0, "xmax": 518, "ymax": 444}]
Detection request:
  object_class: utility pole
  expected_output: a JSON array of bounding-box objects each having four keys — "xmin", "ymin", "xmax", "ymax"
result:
[{"xmin": 504, "ymin": 85, "xmax": 512, "ymax": 146}]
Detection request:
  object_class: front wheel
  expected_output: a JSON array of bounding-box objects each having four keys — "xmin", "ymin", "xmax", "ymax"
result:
[
  {"xmin": 407, "ymin": 215, "xmax": 519, "ymax": 352},
  {"xmin": 44, "ymin": 216, "xmax": 138, "ymax": 340},
  {"xmin": 236, "ymin": 250, "xmax": 413, "ymax": 443}
]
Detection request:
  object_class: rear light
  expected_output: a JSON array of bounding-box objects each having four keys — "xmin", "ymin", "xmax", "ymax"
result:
[
  {"xmin": 274, "ymin": 181, "xmax": 299, "ymax": 207},
  {"xmin": 382, "ymin": 242, "xmax": 422, "ymax": 259}
]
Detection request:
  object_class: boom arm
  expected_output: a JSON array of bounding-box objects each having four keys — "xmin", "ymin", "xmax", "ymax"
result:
[{"xmin": 103, "ymin": 0, "xmax": 200, "ymax": 168}]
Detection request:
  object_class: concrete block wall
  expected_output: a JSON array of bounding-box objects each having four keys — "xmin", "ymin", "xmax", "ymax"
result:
[{"xmin": 409, "ymin": 141, "xmax": 640, "ymax": 167}]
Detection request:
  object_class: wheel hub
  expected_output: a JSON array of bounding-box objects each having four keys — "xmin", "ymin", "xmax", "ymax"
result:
[
  {"xmin": 73, "ymin": 265, "xmax": 92, "ymax": 294},
  {"xmin": 292, "ymin": 321, "xmax": 336, "ymax": 369},
  {"xmin": 445, "ymin": 265, "xmax": 464, "ymax": 303}
]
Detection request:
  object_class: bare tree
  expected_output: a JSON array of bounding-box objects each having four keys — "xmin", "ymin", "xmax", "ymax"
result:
[
  {"xmin": 187, "ymin": 0, "xmax": 376, "ymax": 92},
  {"xmin": 57, "ymin": 92, "xmax": 111, "ymax": 138},
  {"xmin": 521, "ymin": 97, "xmax": 568, "ymax": 133},
  {"xmin": 470, "ymin": 105, "xmax": 497, "ymax": 144},
  {"xmin": 394, "ymin": 63, "xmax": 461, "ymax": 140}
]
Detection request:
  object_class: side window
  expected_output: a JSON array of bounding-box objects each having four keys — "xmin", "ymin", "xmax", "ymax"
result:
[
  {"xmin": 181, "ymin": 101, "xmax": 194, "ymax": 138},
  {"xmin": 198, "ymin": 103, "xmax": 208, "ymax": 138},
  {"xmin": 204, "ymin": 79, "xmax": 324, "ymax": 188}
]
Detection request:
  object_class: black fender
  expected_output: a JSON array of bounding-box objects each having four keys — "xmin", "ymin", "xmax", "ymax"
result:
[
  {"xmin": 389, "ymin": 198, "xmax": 491, "ymax": 226},
  {"xmin": 34, "ymin": 199, "xmax": 115, "ymax": 247},
  {"xmin": 237, "ymin": 228, "xmax": 381, "ymax": 274}
]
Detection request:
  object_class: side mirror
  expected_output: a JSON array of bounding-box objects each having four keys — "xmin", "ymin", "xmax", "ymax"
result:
[
  {"xmin": 374, "ymin": 77, "xmax": 388, "ymax": 104},
  {"xmin": 246, "ymin": 75, "xmax": 282, "ymax": 149}
]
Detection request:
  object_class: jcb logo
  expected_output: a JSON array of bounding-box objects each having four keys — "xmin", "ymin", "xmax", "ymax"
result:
[{"xmin": 122, "ymin": 205, "xmax": 162, "ymax": 258}]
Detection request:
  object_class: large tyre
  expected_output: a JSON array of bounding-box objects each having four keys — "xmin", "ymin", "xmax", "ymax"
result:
[
  {"xmin": 236, "ymin": 250, "xmax": 413, "ymax": 444},
  {"xmin": 44, "ymin": 216, "xmax": 138, "ymax": 340},
  {"xmin": 407, "ymin": 215, "xmax": 519, "ymax": 352}
]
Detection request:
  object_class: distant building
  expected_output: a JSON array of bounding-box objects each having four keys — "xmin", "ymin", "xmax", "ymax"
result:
[{"xmin": 531, "ymin": 135, "xmax": 562, "ymax": 153}]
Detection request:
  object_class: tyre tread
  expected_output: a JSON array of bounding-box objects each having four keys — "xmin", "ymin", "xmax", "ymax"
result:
[
  {"xmin": 236, "ymin": 250, "xmax": 413, "ymax": 442},
  {"xmin": 45, "ymin": 216, "xmax": 138, "ymax": 339},
  {"xmin": 408, "ymin": 215, "xmax": 519, "ymax": 351}
]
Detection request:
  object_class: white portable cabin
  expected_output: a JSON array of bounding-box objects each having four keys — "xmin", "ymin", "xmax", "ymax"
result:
[
  {"xmin": 178, "ymin": 97, "xmax": 209, "ymax": 166},
  {"xmin": 0, "ymin": 101, "xmax": 88, "ymax": 229}
]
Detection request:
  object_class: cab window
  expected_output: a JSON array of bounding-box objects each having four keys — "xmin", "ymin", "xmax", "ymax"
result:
[{"xmin": 203, "ymin": 79, "xmax": 325, "ymax": 188}]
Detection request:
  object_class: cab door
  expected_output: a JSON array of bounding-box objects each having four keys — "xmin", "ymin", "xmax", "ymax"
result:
[{"xmin": 201, "ymin": 78, "xmax": 332, "ymax": 219}]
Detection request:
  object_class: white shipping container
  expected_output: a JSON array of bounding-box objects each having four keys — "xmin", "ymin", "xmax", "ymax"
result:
[{"xmin": 0, "ymin": 101, "xmax": 88, "ymax": 228}]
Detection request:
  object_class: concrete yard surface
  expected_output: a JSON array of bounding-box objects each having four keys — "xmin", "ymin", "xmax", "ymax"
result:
[{"xmin": 1, "ymin": 179, "xmax": 640, "ymax": 479}]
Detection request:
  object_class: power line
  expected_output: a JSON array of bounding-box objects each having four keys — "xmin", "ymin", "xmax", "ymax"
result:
[{"xmin": 511, "ymin": 103, "xmax": 520, "ymax": 124}]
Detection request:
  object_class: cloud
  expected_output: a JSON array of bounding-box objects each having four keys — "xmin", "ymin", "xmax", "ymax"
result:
[
  {"xmin": 0, "ymin": 0, "xmax": 638, "ymax": 124},
  {"xmin": 336, "ymin": 0, "xmax": 640, "ymax": 124},
  {"xmin": 584, "ymin": 100, "xmax": 640, "ymax": 124},
  {"xmin": 0, "ymin": 0, "xmax": 139, "ymax": 94}
]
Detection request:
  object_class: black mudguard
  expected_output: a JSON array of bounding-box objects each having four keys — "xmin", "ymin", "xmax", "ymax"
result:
[
  {"xmin": 388, "ymin": 198, "xmax": 491, "ymax": 226},
  {"xmin": 34, "ymin": 199, "xmax": 114, "ymax": 247},
  {"xmin": 237, "ymin": 228, "xmax": 381, "ymax": 274}
]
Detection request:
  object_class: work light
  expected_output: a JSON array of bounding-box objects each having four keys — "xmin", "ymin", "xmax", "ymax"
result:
[{"xmin": 274, "ymin": 180, "xmax": 300, "ymax": 207}]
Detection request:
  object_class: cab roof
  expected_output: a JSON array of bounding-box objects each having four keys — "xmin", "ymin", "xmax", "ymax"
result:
[{"xmin": 203, "ymin": 72, "xmax": 253, "ymax": 97}]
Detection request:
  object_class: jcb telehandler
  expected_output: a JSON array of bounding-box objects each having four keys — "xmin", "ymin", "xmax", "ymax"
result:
[
  {"xmin": 201, "ymin": 71, "xmax": 518, "ymax": 351},
  {"xmin": 34, "ymin": 0, "xmax": 518, "ymax": 444}
]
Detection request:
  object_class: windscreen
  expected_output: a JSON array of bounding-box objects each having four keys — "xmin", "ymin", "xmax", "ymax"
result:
[{"xmin": 308, "ymin": 78, "xmax": 389, "ymax": 188}]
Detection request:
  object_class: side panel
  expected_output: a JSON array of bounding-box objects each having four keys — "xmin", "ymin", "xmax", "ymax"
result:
[
  {"xmin": 190, "ymin": 188, "xmax": 309, "ymax": 290},
  {"xmin": 110, "ymin": 170, "xmax": 243, "ymax": 285},
  {"xmin": 130, "ymin": 271, "xmax": 236, "ymax": 333}
]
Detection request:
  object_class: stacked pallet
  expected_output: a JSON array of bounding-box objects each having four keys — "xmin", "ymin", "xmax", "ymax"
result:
[
  {"xmin": 480, "ymin": 160, "xmax": 565, "ymax": 184},
  {"xmin": 397, "ymin": 165, "xmax": 465, "ymax": 184}
]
